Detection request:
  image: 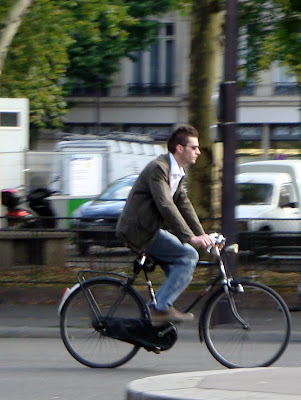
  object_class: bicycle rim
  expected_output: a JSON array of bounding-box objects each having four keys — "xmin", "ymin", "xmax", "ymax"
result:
[
  {"xmin": 202, "ymin": 281, "xmax": 291, "ymax": 368},
  {"xmin": 60, "ymin": 278, "xmax": 146, "ymax": 368}
]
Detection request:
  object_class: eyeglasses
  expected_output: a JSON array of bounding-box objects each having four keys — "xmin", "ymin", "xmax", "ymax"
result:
[{"xmin": 180, "ymin": 144, "xmax": 200, "ymax": 151}]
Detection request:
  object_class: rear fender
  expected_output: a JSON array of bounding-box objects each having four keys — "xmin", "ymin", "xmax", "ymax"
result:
[{"xmin": 58, "ymin": 283, "xmax": 80, "ymax": 315}]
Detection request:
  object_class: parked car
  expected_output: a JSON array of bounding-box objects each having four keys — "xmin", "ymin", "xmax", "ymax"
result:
[
  {"xmin": 235, "ymin": 160, "xmax": 301, "ymax": 254},
  {"xmin": 72, "ymin": 175, "xmax": 138, "ymax": 255}
]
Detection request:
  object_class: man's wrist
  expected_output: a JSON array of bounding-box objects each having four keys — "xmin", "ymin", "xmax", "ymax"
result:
[{"xmin": 189, "ymin": 236, "xmax": 197, "ymax": 245}]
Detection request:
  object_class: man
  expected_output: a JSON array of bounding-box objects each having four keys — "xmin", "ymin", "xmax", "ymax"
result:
[{"xmin": 117, "ymin": 125, "xmax": 215, "ymax": 323}]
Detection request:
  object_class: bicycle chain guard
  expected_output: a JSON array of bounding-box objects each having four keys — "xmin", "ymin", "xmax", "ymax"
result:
[{"xmin": 102, "ymin": 317, "xmax": 178, "ymax": 352}]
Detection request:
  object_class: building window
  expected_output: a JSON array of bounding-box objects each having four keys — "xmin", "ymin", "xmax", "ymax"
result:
[
  {"xmin": 128, "ymin": 23, "xmax": 175, "ymax": 96},
  {"xmin": 0, "ymin": 112, "xmax": 19, "ymax": 127},
  {"xmin": 124, "ymin": 124, "xmax": 171, "ymax": 139},
  {"xmin": 237, "ymin": 27, "xmax": 256, "ymax": 96},
  {"xmin": 69, "ymin": 87, "xmax": 109, "ymax": 97},
  {"xmin": 271, "ymin": 124, "xmax": 301, "ymax": 141},
  {"xmin": 237, "ymin": 125, "xmax": 262, "ymax": 141},
  {"xmin": 132, "ymin": 51, "xmax": 143, "ymax": 84},
  {"xmin": 150, "ymin": 43, "xmax": 159, "ymax": 84},
  {"xmin": 166, "ymin": 23, "xmax": 174, "ymax": 36},
  {"xmin": 273, "ymin": 64, "xmax": 299, "ymax": 95}
]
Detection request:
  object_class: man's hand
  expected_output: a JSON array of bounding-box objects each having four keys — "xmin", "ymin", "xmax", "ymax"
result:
[{"xmin": 189, "ymin": 234, "xmax": 216, "ymax": 249}]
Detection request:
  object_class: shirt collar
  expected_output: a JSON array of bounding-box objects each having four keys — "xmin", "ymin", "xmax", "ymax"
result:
[{"xmin": 169, "ymin": 153, "xmax": 185, "ymax": 177}]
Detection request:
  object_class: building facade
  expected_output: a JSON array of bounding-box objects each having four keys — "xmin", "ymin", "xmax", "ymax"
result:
[{"xmin": 61, "ymin": 13, "xmax": 300, "ymax": 161}]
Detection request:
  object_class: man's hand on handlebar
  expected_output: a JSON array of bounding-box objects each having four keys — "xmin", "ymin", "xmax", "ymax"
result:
[
  {"xmin": 189, "ymin": 234, "xmax": 216, "ymax": 249},
  {"xmin": 189, "ymin": 233, "xmax": 226, "ymax": 251},
  {"xmin": 209, "ymin": 233, "xmax": 226, "ymax": 252}
]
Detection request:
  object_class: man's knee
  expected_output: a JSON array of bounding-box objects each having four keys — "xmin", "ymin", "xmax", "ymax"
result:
[{"xmin": 184, "ymin": 245, "xmax": 199, "ymax": 270}]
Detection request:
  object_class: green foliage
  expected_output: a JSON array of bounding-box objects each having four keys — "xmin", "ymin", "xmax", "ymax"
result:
[
  {"xmin": 65, "ymin": 0, "xmax": 187, "ymax": 90},
  {"xmin": 0, "ymin": 0, "xmax": 184, "ymax": 133},
  {"xmin": 239, "ymin": 0, "xmax": 301, "ymax": 82},
  {"xmin": 0, "ymin": 0, "xmax": 73, "ymax": 130}
]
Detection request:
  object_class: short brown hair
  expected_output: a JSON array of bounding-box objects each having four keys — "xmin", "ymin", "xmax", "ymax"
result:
[{"xmin": 167, "ymin": 125, "xmax": 199, "ymax": 154}]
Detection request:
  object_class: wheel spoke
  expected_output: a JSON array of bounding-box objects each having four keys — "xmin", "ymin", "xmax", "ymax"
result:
[
  {"xmin": 60, "ymin": 278, "xmax": 146, "ymax": 368},
  {"xmin": 202, "ymin": 282, "xmax": 291, "ymax": 368}
]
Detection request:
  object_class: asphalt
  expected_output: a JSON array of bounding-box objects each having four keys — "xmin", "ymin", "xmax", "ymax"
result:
[{"xmin": 1, "ymin": 301, "xmax": 301, "ymax": 399}]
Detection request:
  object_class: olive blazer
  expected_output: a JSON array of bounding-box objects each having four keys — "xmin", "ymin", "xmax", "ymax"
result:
[{"xmin": 116, "ymin": 153, "xmax": 205, "ymax": 252}]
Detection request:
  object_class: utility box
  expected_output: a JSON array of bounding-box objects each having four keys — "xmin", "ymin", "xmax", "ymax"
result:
[{"xmin": 0, "ymin": 98, "xmax": 29, "ymax": 189}]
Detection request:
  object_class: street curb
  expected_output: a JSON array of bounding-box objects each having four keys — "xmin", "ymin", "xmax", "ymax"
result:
[
  {"xmin": 0, "ymin": 327, "xmax": 60, "ymax": 338},
  {"xmin": 126, "ymin": 368, "xmax": 301, "ymax": 400}
]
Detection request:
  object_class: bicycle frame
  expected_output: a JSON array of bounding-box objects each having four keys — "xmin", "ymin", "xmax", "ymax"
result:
[
  {"xmin": 182, "ymin": 244, "xmax": 243, "ymax": 312},
  {"xmin": 60, "ymin": 242, "xmax": 248, "ymax": 332}
]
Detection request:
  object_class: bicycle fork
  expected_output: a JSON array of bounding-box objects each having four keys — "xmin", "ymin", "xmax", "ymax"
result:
[{"xmin": 224, "ymin": 282, "xmax": 251, "ymax": 330}]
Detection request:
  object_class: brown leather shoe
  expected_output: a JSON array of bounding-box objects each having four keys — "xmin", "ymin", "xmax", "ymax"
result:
[{"xmin": 151, "ymin": 307, "xmax": 194, "ymax": 324}]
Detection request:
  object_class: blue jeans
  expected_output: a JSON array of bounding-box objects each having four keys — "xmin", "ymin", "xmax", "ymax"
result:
[{"xmin": 145, "ymin": 229, "xmax": 199, "ymax": 311}]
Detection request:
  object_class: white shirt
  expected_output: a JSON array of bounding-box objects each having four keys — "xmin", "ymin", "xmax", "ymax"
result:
[{"xmin": 169, "ymin": 153, "xmax": 185, "ymax": 196}]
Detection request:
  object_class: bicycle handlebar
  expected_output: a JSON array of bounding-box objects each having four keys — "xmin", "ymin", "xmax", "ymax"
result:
[{"xmin": 207, "ymin": 232, "xmax": 226, "ymax": 253}]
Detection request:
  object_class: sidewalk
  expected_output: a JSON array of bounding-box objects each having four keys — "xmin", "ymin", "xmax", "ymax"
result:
[
  {"xmin": 127, "ymin": 368, "xmax": 301, "ymax": 399},
  {"xmin": 0, "ymin": 303, "xmax": 60, "ymax": 338}
]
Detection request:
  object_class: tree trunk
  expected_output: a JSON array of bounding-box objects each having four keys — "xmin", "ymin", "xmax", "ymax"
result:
[
  {"xmin": 188, "ymin": 0, "xmax": 223, "ymax": 229},
  {"xmin": 0, "ymin": 0, "xmax": 35, "ymax": 74}
]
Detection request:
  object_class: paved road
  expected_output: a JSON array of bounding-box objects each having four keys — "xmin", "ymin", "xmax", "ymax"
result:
[
  {"xmin": 1, "ymin": 304, "xmax": 301, "ymax": 399},
  {"xmin": 2, "ymin": 333, "xmax": 301, "ymax": 400}
]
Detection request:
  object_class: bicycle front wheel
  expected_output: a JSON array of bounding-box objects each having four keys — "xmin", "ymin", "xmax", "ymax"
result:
[
  {"xmin": 201, "ymin": 281, "xmax": 291, "ymax": 368},
  {"xmin": 60, "ymin": 277, "xmax": 147, "ymax": 368}
]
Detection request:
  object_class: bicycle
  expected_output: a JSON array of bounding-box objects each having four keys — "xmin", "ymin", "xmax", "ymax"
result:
[{"xmin": 59, "ymin": 234, "xmax": 291, "ymax": 369}]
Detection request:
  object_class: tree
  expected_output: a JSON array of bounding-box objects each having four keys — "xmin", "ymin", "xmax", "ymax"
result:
[
  {"xmin": 187, "ymin": 0, "xmax": 300, "ymax": 222},
  {"xmin": 0, "ymin": 0, "xmax": 185, "ymax": 137},
  {"xmin": 187, "ymin": 0, "xmax": 224, "ymax": 225},
  {"xmin": 64, "ymin": 0, "xmax": 186, "ymax": 91},
  {"xmin": 239, "ymin": 0, "xmax": 301, "ymax": 83},
  {"xmin": 0, "ymin": 0, "xmax": 34, "ymax": 75},
  {"xmin": 0, "ymin": 0, "xmax": 74, "ymax": 139}
]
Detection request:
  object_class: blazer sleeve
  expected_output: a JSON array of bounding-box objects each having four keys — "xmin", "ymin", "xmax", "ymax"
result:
[
  {"xmin": 148, "ymin": 163, "xmax": 204, "ymax": 243},
  {"xmin": 174, "ymin": 186, "xmax": 205, "ymax": 236}
]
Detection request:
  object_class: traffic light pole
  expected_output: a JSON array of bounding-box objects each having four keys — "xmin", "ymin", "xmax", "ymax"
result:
[{"xmin": 221, "ymin": 0, "xmax": 238, "ymax": 246}]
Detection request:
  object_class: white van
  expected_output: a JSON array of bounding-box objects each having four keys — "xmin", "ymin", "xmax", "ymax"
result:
[{"xmin": 236, "ymin": 160, "xmax": 301, "ymax": 233}]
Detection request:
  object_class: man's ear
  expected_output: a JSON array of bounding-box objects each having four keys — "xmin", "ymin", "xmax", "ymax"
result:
[{"xmin": 175, "ymin": 143, "xmax": 184, "ymax": 154}]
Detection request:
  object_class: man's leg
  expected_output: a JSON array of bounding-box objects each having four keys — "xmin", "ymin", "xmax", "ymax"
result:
[{"xmin": 145, "ymin": 229, "xmax": 199, "ymax": 312}]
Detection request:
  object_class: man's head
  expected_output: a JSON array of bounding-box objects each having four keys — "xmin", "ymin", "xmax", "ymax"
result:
[
  {"xmin": 167, "ymin": 124, "xmax": 200, "ymax": 167},
  {"xmin": 167, "ymin": 125, "xmax": 198, "ymax": 153}
]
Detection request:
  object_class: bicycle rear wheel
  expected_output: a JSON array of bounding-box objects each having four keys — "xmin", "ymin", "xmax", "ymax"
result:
[
  {"xmin": 201, "ymin": 280, "xmax": 291, "ymax": 368},
  {"xmin": 60, "ymin": 277, "xmax": 147, "ymax": 368}
]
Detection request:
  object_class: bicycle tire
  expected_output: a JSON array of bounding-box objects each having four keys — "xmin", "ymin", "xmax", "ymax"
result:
[
  {"xmin": 201, "ymin": 280, "xmax": 291, "ymax": 368},
  {"xmin": 60, "ymin": 277, "xmax": 148, "ymax": 368}
]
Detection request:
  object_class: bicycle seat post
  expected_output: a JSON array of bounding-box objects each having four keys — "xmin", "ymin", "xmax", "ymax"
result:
[
  {"xmin": 144, "ymin": 268, "xmax": 157, "ymax": 307},
  {"xmin": 133, "ymin": 254, "xmax": 157, "ymax": 306},
  {"xmin": 139, "ymin": 254, "xmax": 157, "ymax": 307}
]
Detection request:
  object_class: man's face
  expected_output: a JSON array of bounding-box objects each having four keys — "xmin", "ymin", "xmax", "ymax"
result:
[{"xmin": 177, "ymin": 136, "xmax": 201, "ymax": 166}]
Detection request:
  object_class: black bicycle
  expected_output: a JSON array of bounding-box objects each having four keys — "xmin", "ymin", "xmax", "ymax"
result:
[{"xmin": 59, "ymin": 234, "xmax": 291, "ymax": 369}]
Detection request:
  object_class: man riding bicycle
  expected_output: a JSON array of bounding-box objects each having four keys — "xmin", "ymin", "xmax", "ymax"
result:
[{"xmin": 117, "ymin": 124, "xmax": 216, "ymax": 324}]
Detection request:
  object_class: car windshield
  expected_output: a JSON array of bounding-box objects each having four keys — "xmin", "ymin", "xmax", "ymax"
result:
[
  {"xmin": 94, "ymin": 176, "xmax": 136, "ymax": 201},
  {"xmin": 237, "ymin": 183, "xmax": 273, "ymax": 205}
]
